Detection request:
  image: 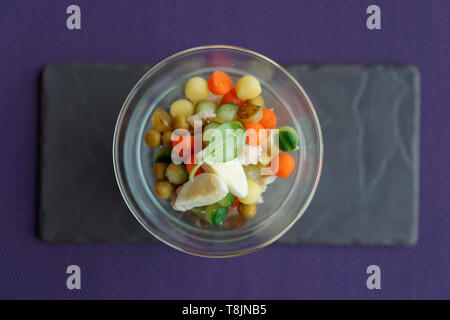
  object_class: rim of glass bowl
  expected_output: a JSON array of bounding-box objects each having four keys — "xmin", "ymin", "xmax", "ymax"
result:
[{"xmin": 113, "ymin": 45, "xmax": 323, "ymax": 258}]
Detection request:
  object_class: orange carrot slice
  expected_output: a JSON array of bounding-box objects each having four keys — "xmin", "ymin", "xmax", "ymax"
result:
[
  {"xmin": 259, "ymin": 108, "xmax": 277, "ymax": 129},
  {"xmin": 208, "ymin": 71, "xmax": 233, "ymax": 95},
  {"xmin": 271, "ymin": 153, "xmax": 295, "ymax": 178},
  {"xmin": 244, "ymin": 122, "xmax": 267, "ymax": 146},
  {"xmin": 221, "ymin": 88, "xmax": 246, "ymax": 107}
]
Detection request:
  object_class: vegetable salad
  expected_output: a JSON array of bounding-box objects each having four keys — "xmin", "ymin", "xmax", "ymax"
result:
[{"xmin": 145, "ymin": 71, "xmax": 299, "ymax": 228}]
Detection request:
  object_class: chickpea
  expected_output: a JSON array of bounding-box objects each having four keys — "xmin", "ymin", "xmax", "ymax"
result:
[
  {"xmin": 170, "ymin": 99, "xmax": 194, "ymax": 117},
  {"xmin": 155, "ymin": 180, "xmax": 174, "ymax": 199},
  {"xmin": 145, "ymin": 129, "xmax": 161, "ymax": 148},
  {"xmin": 154, "ymin": 162, "xmax": 168, "ymax": 181},
  {"xmin": 238, "ymin": 178, "xmax": 262, "ymax": 204},
  {"xmin": 238, "ymin": 203, "xmax": 257, "ymax": 218},
  {"xmin": 172, "ymin": 115, "xmax": 190, "ymax": 130},
  {"xmin": 235, "ymin": 75, "xmax": 262, "ymax": 100},
  {"xmin": 184, "ymin": 77, "xmax": 209, "ymax": 103},
  {"xmin": 162, "ymin": 131, "xmax": 172, "ymax": 149}
]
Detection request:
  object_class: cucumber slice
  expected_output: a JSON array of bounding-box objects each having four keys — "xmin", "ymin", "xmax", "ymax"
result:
[
  {"xmin": 276, "ymin": 126, "xmax": 299, "ymax": 152},
  {"xmin": 204, "ymin": 204, "xmax": 229, "ymax": 226},
  {"xmin": 154, "ymin": 147, "xmax": 171, "ymax": 163},
  {"xmin": 217, "ymin": 193, "xmax": 235, "ymax": 207},
  {"xmin": 195, "ymin": 100, "xmax": 217, "ymax": 114},
  {"xmin": 165, "ymin": 163, "xmax": 188, "ymax": 185},
  {"xmin": 216, "ymin": 103, "xmax": 238, "ymax": 122},
  {"xmin": 202, "ymin": 122, "xmax": 220, "ymax": 145}
]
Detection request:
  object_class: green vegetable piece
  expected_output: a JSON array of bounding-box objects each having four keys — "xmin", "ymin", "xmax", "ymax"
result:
[
  {"xmin": 192, "ymin": 206, "xmax": 207, "ymax": 213},
  {"xmin": 202, "ymin": 122, "xmax": 220, "ymax": 145},
  {"xmin": 154, "ymin": 147, "xmax": 171, "ymax": 163},
  {"xmin": 165, "ymin": 163, "xmax": 188, "ymax": 185},
  {"xmin": 205, "ymin": 204, "xmax": 229, "ymax": 226},
  {"xmin": 276, "ymin": 126, "xmax": 299, "ymax": 152},
  {"xmin": 195, "ymin": 100, "xmax": 217, "ymax": 114},
  {"xmin": 217, "ymin": 193, "xmax": 235, "ymax": 207},
  {"xmin": 189, "ymin": 121, "xmax": 246, "ymax": 181},
  {"xmin": 216, "ymin": 103, "xmax": 238, "ymax": 122}
]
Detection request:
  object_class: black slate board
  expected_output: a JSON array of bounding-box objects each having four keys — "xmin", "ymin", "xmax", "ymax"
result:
[
  {"xmin": 39, "ymin": 65, "xmax": 154, "ymax": 242},
  {"xmin": 39, "ymin": 64, "xmax": 420, "ymax": 245},
  {"xmin": 283, "ymin": 65, "xmax": 420, "ymax": 245}
]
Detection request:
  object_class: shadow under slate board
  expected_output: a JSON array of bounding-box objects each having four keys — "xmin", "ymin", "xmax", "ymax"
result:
[{"xmin": 39, "ymin": 64, "xmax": 420, "ymax": 245}]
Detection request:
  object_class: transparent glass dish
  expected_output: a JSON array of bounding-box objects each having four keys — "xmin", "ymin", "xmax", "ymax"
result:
[{"xmin": 113, "ymin": 46, "xmax": 323, "ymax": 257}]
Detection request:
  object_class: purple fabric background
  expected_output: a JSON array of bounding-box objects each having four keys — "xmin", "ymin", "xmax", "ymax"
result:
[{"xmin": 0, "ymin": 0, "xmax": 449, "ymax": 299}]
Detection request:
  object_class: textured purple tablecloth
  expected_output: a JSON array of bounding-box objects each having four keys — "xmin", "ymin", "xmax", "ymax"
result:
[{"xmin": 0, "ymin": 0, "xmax": 449, "ymax": 299}]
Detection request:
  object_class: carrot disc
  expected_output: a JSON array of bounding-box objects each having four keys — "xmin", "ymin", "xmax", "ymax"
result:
[
  {"xmin": 259, "ymin": 108, "xmax": 277, "ymax": 129},
  {"xmin": 244, "ymin": 122, "xmax": 267, "ymax": 146},
  {"xmin": 208, "ymin": 71, "xmax": 233, "ymax": 95},
  {"xmin": 221, "ymin": 88, "xmax": 246, "ymax": 107},
  {"xmin": 271, "ymin": 153, "xmax": 295, "ymax": 178}
]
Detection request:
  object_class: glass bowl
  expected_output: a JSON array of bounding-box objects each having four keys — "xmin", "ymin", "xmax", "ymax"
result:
[{"xmin": 113, "ymin": 45, "xmax": 323, "ymax": 257}]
